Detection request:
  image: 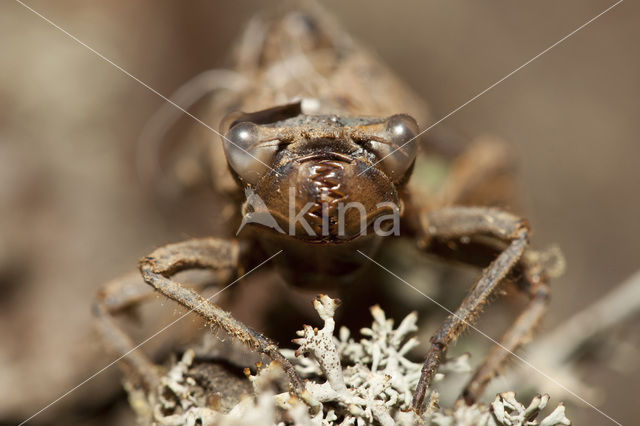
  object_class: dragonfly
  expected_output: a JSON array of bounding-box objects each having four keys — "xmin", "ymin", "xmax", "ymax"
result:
[{"xmin": 95, "ymin": 4, "xmax": 561, "ymax": 419}]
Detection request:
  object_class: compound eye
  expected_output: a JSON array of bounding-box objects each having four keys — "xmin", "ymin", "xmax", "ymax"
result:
[
  {"xmin": 369, "ymin": 114, "xmax": 419, "ymax": 181},
  {"xmin": 223, "ymin": 122, "xmax": 278, "ymax": 185}
]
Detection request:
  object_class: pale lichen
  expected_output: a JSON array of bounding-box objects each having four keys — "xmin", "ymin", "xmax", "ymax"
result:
[{"xmin": 132, "ymin": 294, "xmax": 571, "ymax": 425}]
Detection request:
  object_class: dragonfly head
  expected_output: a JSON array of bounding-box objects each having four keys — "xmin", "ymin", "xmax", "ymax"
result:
[{"xmin": 222, "ymin": 102, "xmax": 419, "ymax": 242}]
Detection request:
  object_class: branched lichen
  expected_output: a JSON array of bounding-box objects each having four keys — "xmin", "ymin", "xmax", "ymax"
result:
[
  {"xmin": 430, "ymin": 392, "xmax": 571, "ymax": 426},
  {"xmin": 131, "ymin": 294, "xmax": 571, "ymax": 425}
]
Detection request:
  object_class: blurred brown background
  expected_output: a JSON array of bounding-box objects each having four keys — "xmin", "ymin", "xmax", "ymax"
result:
[{"xmin": 0, "ymin": 0, "xmax": 638, "ymax": 425}]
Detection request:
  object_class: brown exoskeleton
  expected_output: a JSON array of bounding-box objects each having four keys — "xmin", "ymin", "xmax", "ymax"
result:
[{"xmin": 95, "ymin": 6, "xmax": 561, "ymax": 416}]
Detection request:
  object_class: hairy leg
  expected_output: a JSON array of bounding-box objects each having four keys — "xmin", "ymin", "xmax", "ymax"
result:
[
  {"xmin": 460, "ymin": 280, "xmax": 550, "ymax": 404},
  {"xmin": 412, "ymin": 207, "xmax": 551, "ymax": 413},
  {"xmin": 94, "ymin": 238, "xmax": 240, "ymax": 389},
  {"xmin": 94, "ymin": 272, "xmax": 162, "ymax": 388},
  {"xmin": 138, "ymin": 238, "xmax": 306, "ymax": 397}
]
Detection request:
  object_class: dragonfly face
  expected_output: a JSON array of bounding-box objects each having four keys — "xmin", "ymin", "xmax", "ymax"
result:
[{"xmin": 222, "ymin": 103, "xmax": 419, "ymax": 242}]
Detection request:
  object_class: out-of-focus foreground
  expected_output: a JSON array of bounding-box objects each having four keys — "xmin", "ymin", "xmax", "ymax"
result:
[{"xmin": 0, "ymin": 1, "xmax": 638, "ymax": 425}]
